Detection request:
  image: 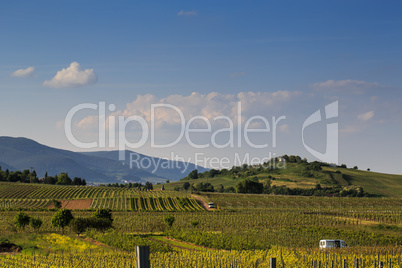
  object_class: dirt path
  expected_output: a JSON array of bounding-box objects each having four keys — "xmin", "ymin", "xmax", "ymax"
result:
[
  {"xmin": 191, "ymin": 194, "xmax": 212, "ymax": 211},
  {"xmin": 48, "ymin": 199, "xmax": 93, "ymax": 209}
]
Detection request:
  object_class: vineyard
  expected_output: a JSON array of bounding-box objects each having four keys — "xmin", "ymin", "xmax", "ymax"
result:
[
  {"xmin": 0, "ymin": 183, "xmax": 401, "ymax": 267},
  {"xmin": 0, "ymin": 242, "xmax": 401, "ymax": 267},
  {"xmin": 0, "ymin": 182, "xmax": 205, "ymax": 211}
]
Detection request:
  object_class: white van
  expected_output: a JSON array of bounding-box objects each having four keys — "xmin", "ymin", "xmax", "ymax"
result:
[{"xmin": 319, "ymin": 239, "xmax": 348, "ymax": 249}]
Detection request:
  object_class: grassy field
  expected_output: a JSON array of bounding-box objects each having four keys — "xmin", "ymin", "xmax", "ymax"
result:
[
  {"xmin": 325, "ymin": 167, "xmax": 402, "ymax": 197},
  {"xmin": 164, "ymin": 163, "xmax": 402, "ymax": 197},
  {"xmin": 0, "ymin": 183, "xmax": 401, "ymax": 267}
]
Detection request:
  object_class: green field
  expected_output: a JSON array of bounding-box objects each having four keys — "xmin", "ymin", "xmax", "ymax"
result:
[
  {"xmin": 326, "ymin": 167, "xmax": 402, "ymax": 197},
  {"xmin": 1, "ymin": 182, "xmax": 401, "ymax": 267}
]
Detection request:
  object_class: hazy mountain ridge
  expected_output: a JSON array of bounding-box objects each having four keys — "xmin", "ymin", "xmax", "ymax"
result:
[
  {"xmin": 0, "ymin": 137, "xmax": 204, "ymax": 184},
  {"xmin": 81, "ymin": 150, "xmax": 209, "ymax": 181}
]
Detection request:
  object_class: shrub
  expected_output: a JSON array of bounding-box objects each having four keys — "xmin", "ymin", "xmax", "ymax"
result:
[
  {"xmin": 51, "ymin": 209, "xmax": 74, "ymax": 233},
  {"xmin": 93, "ymin": 208, "xmax": 113, "ymax": 222},
  {"xmin": 88, "ymin": 217, "xmax": 113, "ymax": 232},
  {"xmin": 29, "ymin": 217, "xmax": 43, "ymax": 232},
  {"xmin": 71, "ymin": 217, "xmax": 113, "ymax": 235},
  {"xmin": 14, "ymin": 211, "xmax": 31, "ymax": 230},
  {"xmin": 70, "ymin": 217, "xmax": 90, "ymax": 235}
]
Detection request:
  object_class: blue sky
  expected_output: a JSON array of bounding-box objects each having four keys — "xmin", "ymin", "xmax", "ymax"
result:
[{"xmin": 1, "ymin": 1, "xmax": 402, "ymax": 174}]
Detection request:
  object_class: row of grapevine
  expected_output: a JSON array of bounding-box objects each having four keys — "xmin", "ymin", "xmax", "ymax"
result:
[
  {"xmin": 0, "ymin": 199, "xmax": 51, "ymax": 209},
  {"xmin": 0, "ymin": 182, "xmax": 202, "ymax": 201},
  {"xmin": 89, "ymin": 197, "xmax": 204, "ymax": 211}
]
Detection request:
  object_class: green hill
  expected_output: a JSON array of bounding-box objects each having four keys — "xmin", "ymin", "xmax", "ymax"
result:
[
  {"xmin": 164, "ymin": 157, "xmax": 402, "ymax": 198},
  {"xmin": 324, "ymin": 167, "xmax": 402, "ymax": 197}
]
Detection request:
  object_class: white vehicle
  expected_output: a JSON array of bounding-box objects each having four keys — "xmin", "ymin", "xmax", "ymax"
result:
[
  {"xmin": 319, "ymin": 239, "xmax": 348, "ymax": 249},
  {"xmin": 208, "ymin": 202, "xmax": 215, "ymax": 208}
]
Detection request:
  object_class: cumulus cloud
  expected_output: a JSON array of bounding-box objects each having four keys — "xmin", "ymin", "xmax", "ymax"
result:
[
  {"xmin": 177, "ymin": 10, "xmax": 197, "ymax": 16},
  {"xmin": 10, "ymin": 66, "xmax": 35, "ymax": 78},
  {"xmin": 77, "ymin": 91, "xmax": 299, "ymax": 130},
  {"xmin": 311, "ymin": 79, "xmax": 381, "ymax": 94},
  {"xmin": 357, "ymin": 111, "xmax": 374, "ymax": 121},
  {"xmin": 43, "ymin": 62, "xmax": 97, "ymax": 88}
]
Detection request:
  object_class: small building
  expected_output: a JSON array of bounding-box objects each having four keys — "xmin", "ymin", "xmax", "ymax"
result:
[{"xmin": 278, "ymin": 157, "xmax": 286, "ymax": 163}]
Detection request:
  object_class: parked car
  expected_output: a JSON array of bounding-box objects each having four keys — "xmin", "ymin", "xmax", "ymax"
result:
[
  {"xmin": 208, "ymin": 202, "xmax": 215, "ymax": 208},
  {"xmin": 320, "ymin": 239, "xmax": 348, "ymax": 249}
]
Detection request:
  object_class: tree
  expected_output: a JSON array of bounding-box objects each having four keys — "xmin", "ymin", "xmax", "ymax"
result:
[
  {"xmin": 183, "ymin": 182, "xmax": 190, "ymax": 190},
  {"xmin": 353, "ymin": 166, "xmax": 358, "ymax": 170},
  {"xmin": 217, "ymin": 184, "xmax": 224, "ymax": 193},
  {"xmin": 93, "ymin": 208, "xmax": 113, "ymax": 222},
  {"xmin": 309, "ymin": 161, "xmax": 322, "ymax": 171},
  {"xmin": 51, "ymin": 209, "xmax": 74, "ymax": 233},
  {"xmin": 72, "ymin": 177, "xmax": 82, "ymax": 185},
  {"xmin": 367, "ymin": 168, "xmax": 370, "ymax": 171},
  {"xmin": 70, "ymin": 217, "xmax": 90, "ymax": 235},
  {"xmin": 194, "ymin": 182, "xmax": 214, "ymax": 192},
  {"xmin": 56, "ymin": 173, "xmax": 72, "ymax": 185},
  {"xmin": 89, "ymin": 217, "xmax": 113, "ymax": 233},
  {"xmin": 14, "ymin": 211, "xmax": 31, "ymax": 231},
  {"xmin": 164, "ymin": 215, "xmax": 175, "ymax": 228},
  {"xmin": 44, "ymin": 175, "xmax": 57, "ymax": 185},
  {"xmin": 30, "ymin": 217, "xmax": 43, "ymax": 232},
  {"xmin": 187, "ymin": 169, "xmax": 198, "ymax": 180},
  {"xmin": 236, "ymin": 179, "xmax": 264, "ymax": 194},
  {"xmin": 144, "ymin": 182, "xmax": 153, "ymax": 190}
]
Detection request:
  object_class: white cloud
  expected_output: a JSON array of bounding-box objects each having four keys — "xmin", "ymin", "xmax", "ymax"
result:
[
  {"xmin": 311, "ymin": 79, "xmax": 381, "ymax": 94},
  {"xmin": 77, "ymin": 91, "xmax": 299, "ymax": 130},
  {"xmin": 357, "ymin": 111, "xmax": 374, "ymax": 121},
  {"xmin": 77, "ymin": 115, "xmax": 100, "ymax": 129},
  {"xmin": 177, "ymin": 10, "xmax": 197, "ymax": 16},
  {"xmin": 228, "ymin": 72, "xmax": 246, "ymax": 78},
  {"xmin": 10, "ymin": 66, "xmax": 35, "ymax": 78},
  {"xmin": 43, "ymin": 62, "xmax": 97, "ymax": 88}
]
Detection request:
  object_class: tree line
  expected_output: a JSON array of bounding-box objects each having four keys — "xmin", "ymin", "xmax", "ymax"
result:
[{"xmin": 0, "ymin": 167, "xmax": 86, "ymax": 186}]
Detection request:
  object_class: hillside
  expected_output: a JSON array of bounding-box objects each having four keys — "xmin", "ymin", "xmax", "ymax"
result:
[
  {"xmin": 325, "ymin": 167, "xmax": 402, "ymax": 197},
  {"xmin": 165, "ymin": 157, "xmax": 402, "ymax": 197},
  {"xmin": 0, "ymin": 137, "xmax": 203, "ymax": 184}
]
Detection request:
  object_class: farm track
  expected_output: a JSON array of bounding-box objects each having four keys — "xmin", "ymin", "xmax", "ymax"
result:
[
  {"xmin": 47, "ymin": 199, "xmax": 93, "ymax": 209},
  {"xmin": 191, "ymin": 194, "xmax": 212, "ymax": 211}
]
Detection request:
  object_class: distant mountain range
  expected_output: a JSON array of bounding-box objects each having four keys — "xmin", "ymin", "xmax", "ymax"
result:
[{"xmin": 0, "ymin": 137, "xmax": 208, "ymax": 184}]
